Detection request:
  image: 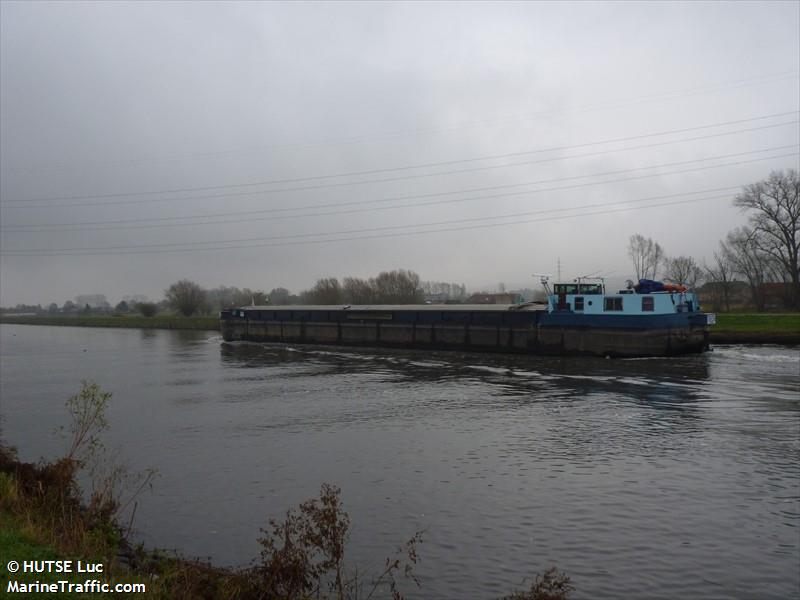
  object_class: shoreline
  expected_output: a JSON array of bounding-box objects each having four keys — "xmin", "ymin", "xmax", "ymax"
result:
[
  {"xmin": 0, "ymin": 315, "xmax": 219, "ymax": 331},
  {"xmin": 708, "ymin": 332, "xmax": 800, "ymax": 345},
  {"xmin": 1, "ymin": 315, "xmax": 798, "ymax": 345},
  {"xmin": 1, "ymin": 446, "xmax": 563, "ymax": 600}
]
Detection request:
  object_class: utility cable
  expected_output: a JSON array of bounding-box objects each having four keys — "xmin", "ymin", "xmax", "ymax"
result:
[
  {"xmin": 4, "ymin": 151, "xmax": 798, "ymax": 256},
  {"xmin": 0, "ymin": 193, "xmax": 750, "ymax": 257},
  {"xmin": 2, "ymin": 190, "xmax": 739, "ymax": 253},
  {"xmin": 2, "ymin": 111, "xmax": 796, "ymax": 207},
  {"xmin": 2, "ymin": 145, "xmax": 797, "ymax": 232}
]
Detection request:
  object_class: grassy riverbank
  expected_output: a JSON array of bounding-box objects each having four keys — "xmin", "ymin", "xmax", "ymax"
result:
[
  {"xmin": 0, "ymin": 507, "xmax": 156, "ymax": 599},
  {"xmin": 711, "ymin": 313, "xmax": 800, "ymax": 344},
  {"xmin": 2, "ymin": 312, "xmax": 797, "ymax": 344},
  {"xmin": 0, "ymin": 452, "xmax": 159, "ymax": 599}
]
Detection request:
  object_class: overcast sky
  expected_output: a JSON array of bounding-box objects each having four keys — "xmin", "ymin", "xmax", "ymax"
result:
[{"xmin": 1, "ymin": 1, "xmax": 798, "ymax": 306}]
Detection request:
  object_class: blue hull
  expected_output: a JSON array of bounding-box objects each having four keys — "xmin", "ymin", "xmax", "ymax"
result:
[{"xmin": 538, "ymin": 311, "xmax": 704, "ymax": 329}]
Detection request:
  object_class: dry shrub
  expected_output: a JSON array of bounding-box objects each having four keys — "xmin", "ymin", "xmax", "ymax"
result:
[
  {"xmin": 254, "ymin": 484, "xmax": 423, "ymax": 600},
  {"xmin": 0, "ymin": 445, "xmax": 78, "ymax": 503},
  {"xmin": 61, "ymin": 381, "xmax": 156, "ymax": 531},
  {"xmin": 256, "ymin": 483, "xmax": 351, "ymax": 599},
  {"xmin": 0, "ymin": 443, "xmax": 86, "ymax": 548},
  {"xmin": 126, "ymin": 551, "xmax": 249, "ymax": 600},
  {"xmin": 0, "ymin": 381, "xmax": 154, "ymax": 557},
  {"xmin": 365, "ymin": 530, "xmax": 424, "ymax": 600},
  {"xmin": 503, "ymin": 567, "xmax": 574, "ymax": 600}
]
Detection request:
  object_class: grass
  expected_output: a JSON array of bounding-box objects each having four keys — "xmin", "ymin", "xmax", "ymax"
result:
[
  {"xmin": 0, "ymin": 473, "xmax": 152, "ymax": 599},
  {"xmin": 0, "ymin": 510, "xmax": 86, "ymax": 599},
  {"xmin": 710, "ymin": 313, "xmax": 800, "ymax": 343},
  {"xmin": 713, "ymin": 313, "xmax": 800, "ymax": 332},
  {"xmin": 0, "ymin": 314, "xmax": 220, "ymax": 331}
]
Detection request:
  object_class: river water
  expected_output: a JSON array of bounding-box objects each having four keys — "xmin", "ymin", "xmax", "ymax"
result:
[{"xmin": 1, "ymin": 323, "xmax": 798, "ymax": 599}]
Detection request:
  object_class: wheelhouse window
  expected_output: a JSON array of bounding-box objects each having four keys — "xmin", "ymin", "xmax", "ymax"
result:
[
  {"xmin": 553, "ymin": 283, "xmax": 604, "ymax": 295},
  {"xmin": 604, "ymin": 297, "xmax": 623, "ymax": 311},
  {"xmin": 578, "ymin": 283, "xmax": 604, "ymax": 295},
  {"xmin": 642, "ymin": 297, "xmax": 654, "ymax": 312},
  {"xmin": 574, "ymin": 296, "xmax": 584, "ymax": 311},
  {"xmin": 554, "ymin": 283, "xmax": 579, "ymax": 294}
]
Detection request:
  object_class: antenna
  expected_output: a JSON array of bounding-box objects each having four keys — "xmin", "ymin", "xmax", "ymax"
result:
[
  {"xmin": 574, "ymin": 270, "xmax": 607, "ymax": 294},
  {"xmin": 532, "ymin": 273, "xmax": 553, "ymax": 296},
  {"xmin": 557, "ymin": 257, "xmax": 561, "ymax": 282}
]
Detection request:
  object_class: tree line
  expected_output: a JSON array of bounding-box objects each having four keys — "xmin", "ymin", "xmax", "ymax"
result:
[
  {"xmin": 24, "ymin": 270, "xmax": 461, "ymax": 318},
  {"xmin": 164, "ymin": 269, "xmax": 442, "ymax": 316},
  {"xmin": 627, "ymin": 169, "xmax": 799, "ymax": 311}
]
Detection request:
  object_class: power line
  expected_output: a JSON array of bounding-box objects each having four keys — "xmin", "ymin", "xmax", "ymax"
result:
[
  {"xmin": 4, "ymin": 70, "xmax": 797, "ymax": 174},
  {"xmin": 3, "ymin": 111, "xmax": 796, "ymax": 207},
  {"xmin": 2, "ymin": 146, "xmax": 797, "ymax": 232},
  {"xmin": 4, "ymin": 152, "xmax": 798, "ymax": 256},
  {"xmin": 0, "ymin": 191, "xmax": 755, "ymax": 257},
  {"xmin": 2, "ymin": 189, "xmax": 739, "ymax": 253}
]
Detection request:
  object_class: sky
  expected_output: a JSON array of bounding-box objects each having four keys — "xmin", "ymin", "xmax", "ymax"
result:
[{"xmin": 1, "ymin": 0, "xmax": 799, "ymax": 306}]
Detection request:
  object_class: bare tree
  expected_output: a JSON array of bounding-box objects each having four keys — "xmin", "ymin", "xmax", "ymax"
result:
[
  {"xmin": 723, "ymin": 228, "xmax": 775, "ymax": 311},
  {"xmin": 371, "ymin": 269, "xmax": 422, "ymax": 304},
  {"xmin": 628, "ymin": 234, "xmax": 664, "ymax": 280},
  {"xmin": 165, "ymin": 279, "xmax": 206, "ymax": 316},
  {"xmin": 205, "ymin": 285, "xmax": 239, "ymax": 311},
  {"xmin": 342, "ymin": 277, "xmax": 375, "ymax": 304},
  {"xmin": 302, "ymin": 270, "xmax": 423, "ymax": 305},
  {"xmin": 206, "ymin": 285, "xmax": 268, "ymax": 310},
  {"xmin": 703, "ymin": 245, "xmax": 736, "ymax": 312},
  {"xmin": 306, "ymin": 277, "xmax": 343, "ymax": 304},
  {"xmin": 268, "ymin": 287, "xmax": 291, "ymax": 305},
  {"xmin": 420, "ymin": 281, "xmax": 467, "ymax": 302},
  {"xmin": 664, "ymin": 255, "xmax": 703, "ymax": 288},
  {"xmin": 734, "ymin": 170, "xmax": 800, "ymax": 308},
  {"xmin": 239, "ymin": 288, "xmax": 268, "ymax": 306}
]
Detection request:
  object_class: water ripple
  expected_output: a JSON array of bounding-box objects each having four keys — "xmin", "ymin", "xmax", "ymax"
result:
[{"xmin": 2, "ymin": 326, "xmax": 798, "ymax": 599}]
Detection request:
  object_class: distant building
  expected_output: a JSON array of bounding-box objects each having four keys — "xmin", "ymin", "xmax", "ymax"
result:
[
  {"xmin": 759, "ymin": 282, "xmax": 794, "ymax": 309},
  {"xmin": 696, "ymin": 280, "xmax": 795, "ymax": 310},
  {"xmin": 466, "ymin": 292, "xmax": 523, "ymax": 304},
  {"xmin": 75, "ymin": 294, "xmax": 111, "ymax": 311},
  {"xmin": 696, "ymin": 281, "xmax": 749, "ymax": 309},
  {"xmin": 423, "ymin": 292, "xmax": 451, "ymax": 304}
]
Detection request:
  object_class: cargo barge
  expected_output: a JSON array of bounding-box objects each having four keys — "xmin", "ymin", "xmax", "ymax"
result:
[{"xmin": 220, "ymin": 279, "xmax": 715, "ymax": 357}]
